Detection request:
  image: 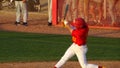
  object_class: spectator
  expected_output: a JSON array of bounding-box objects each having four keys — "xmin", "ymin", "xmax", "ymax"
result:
[
  {"xmin": 34, "ymin": 0, "xmax": 41, "ymax": 12},
  {"xmin": 10, "ymin": 0, "xmax": 28, "ymax": 26},
  {"xmin": 89, "ymin": 0, "xmax": 103, "ymax": 23},
  {"xmin": 48, "ymin": 0, "xmax": 52, "ymax": 26}
]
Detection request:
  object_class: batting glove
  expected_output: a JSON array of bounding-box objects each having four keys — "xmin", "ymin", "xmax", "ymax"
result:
[{"xmin": 64, "ymin": 20, "xmax": 68, "ymax": 25}]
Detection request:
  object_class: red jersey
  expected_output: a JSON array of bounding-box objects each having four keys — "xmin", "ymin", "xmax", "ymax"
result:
[{"xmin": 71, "ymin": 25, "xmax": 89, "ymax": 46}]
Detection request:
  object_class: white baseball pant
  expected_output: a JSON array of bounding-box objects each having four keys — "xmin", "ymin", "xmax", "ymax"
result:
[
  {"xmin": 55, "ymin": 43, "xmax": 99, "ymax": 68},
  {"xmin": 15, "ymin": 1, "xmax": 28, "ymax": 23}
]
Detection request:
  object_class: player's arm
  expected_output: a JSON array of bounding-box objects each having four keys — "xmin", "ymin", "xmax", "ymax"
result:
[{"xmin": 64, "ymin": 20, "xmax": 75, "ymax": 33}]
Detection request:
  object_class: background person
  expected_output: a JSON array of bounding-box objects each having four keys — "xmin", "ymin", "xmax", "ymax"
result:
[
  {"xmin": 48, "ymin": 0, "xmax": 52, "ymax": 26},
  {"xmin": 10, "ymin": 0, "xmax": 28, "ymax": 26},
  {"xmin": 89, "ymin": 0, "xmax": 103, "ymax": 23}
]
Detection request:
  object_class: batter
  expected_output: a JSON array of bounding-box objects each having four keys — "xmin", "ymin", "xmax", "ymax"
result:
[{"xmin": 54, "ymin": 18, "xmax": 105, "ymax": 68}]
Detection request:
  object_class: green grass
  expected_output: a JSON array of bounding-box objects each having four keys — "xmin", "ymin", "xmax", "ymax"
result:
[{"xmin": 0, "ymin": 30, "xmax": 120, "ymax": 62}]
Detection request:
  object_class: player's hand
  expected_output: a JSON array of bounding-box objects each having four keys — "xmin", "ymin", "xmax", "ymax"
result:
[{"xmin": 64, "ymin": 20, "xmax": 68, "ymax": 25}]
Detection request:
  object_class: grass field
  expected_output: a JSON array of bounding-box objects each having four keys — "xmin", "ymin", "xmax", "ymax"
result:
[{"xmin": 0, "ymin": 30, "xmax": 120, "ymax": 62}]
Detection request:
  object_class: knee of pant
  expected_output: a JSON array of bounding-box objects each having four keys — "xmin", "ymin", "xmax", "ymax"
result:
[{"xmin": 61, "ymin": 56, "xmax": 69, "ymax": 62}]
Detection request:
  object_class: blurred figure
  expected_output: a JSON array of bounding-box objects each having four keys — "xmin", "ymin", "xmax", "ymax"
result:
[
  {"xmin": 10, "ymin": 0, "xmax": 28, "ymax": 26},
  {"xmin": 34, "ymin": 0, "xmax": 41, "ymax": 12},
  {"xmin": 89, "ymin": 0, "xmax": 103, "ymax": 23},
  {"xmin": 107, "ymin": 0, "xmax": 118, "ymax": 25},
  {"xmin": 58, "ymin": 0, "xmax": 65, "ymax": 22},
  {"xmin": 65, "ymin": 0, "xmax": 78, "ymax": 21},
  {"xmin": 83, "ymin": 0, "xmax": 90, "ymax": 22},
  {"xmin": 78, "ymin": 0, "xmax": 90, "ymax": 22},
  {"xmin": 48, "ymin": 0, "xmax": 52, "ymax": 26},
  {"xmin": 0, "ymin": 0, "xmax": 2, "ymax": 10},
  {"xmin": 89, "ymin": 0, "xmax": 118, "ymax": 26}
]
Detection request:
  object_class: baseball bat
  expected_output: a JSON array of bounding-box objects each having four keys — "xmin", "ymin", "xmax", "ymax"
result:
[
  {"xmin": 62, "ymin": 4, "xmax": 69, "ymax": 27},
  {"xmin": 63, "ymin": 4, "xmax": 69, "ymax": 20}
]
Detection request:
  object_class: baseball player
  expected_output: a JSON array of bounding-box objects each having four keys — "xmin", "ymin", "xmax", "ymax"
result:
[
  {"xmin": 10, "ymin": 0, "xmax": 28, "ymax": 26},
  {"xmin": 54, "ymin": 18, "xmax": 105, "ymax": 68}
]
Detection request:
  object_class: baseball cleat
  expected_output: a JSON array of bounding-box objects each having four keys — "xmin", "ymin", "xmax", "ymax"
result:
[
  {"xmin": 22, "ymin": 22, "xmax": 28, "ymax": 26},
  {"xmin": 48, "ymin": 22, "xmax": 52, "ymax": 26},
  {"xmin": 15, "ymin": 21, "xmax": 20, "ymax": 26}
]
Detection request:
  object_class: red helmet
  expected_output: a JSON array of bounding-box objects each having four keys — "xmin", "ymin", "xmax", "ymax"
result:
[{"xmin": 71, "ymin": 18, "xmax": 86, "ymax": 29}]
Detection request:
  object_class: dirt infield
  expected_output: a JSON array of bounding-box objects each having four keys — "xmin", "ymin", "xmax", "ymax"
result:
[
  {"xmin": 0, "ymin": 11, "xmax": 120, "ymax": 38},
  {"xmin": 0, "ymin": 11, "xmax": 120, "ymax": 68},
  {"xmin": 0, "ymin": 61, "xmax": 120, "ymax": 68}
]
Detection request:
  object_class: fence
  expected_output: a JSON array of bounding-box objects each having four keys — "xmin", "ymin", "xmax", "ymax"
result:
[{"xmin": 53, "ymin": 0, "xmax": 120, "ymax": 28}]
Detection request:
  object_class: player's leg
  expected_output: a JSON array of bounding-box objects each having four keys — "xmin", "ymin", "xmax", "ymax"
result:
[
  {"xmin": 48, "ymin": 0, "xmax": 52, "ymax": 26},
  {"xmin": 73, "ymin": 44, "xmax": 88, "ymax": 68},
  {"xmin": 78, "ymin": 0, "xmax": 84, "ymax": 19},
  {"xmin": 89, "ymin": 1, "xmax": 97, "ymax": 22},
  {"xmin": 84, "ymin": 0, "xmax": 90, "ymax": 22},
  {"xmin": 21, "ymin": 1, "xmax": 28, "ymax": 25},
  {"xmin": 71, "ymin": 0, "xmax": 78, "ymax": 20},
  {"xmin": 108, "ymin": 0, "xmax": 116, "ymax": 25},
  {"xmin": 15, "ymin": 1, "xmax": 21, "ymax": 24},
  {"xmin": 97, "ymin": 2, "xmax": 103, "ymax": 23},
  {"xmin": 55, "ymin": 43, "xmax": 75, "ymax": 68},
  {"xmin": 73, "ymin": 44, "xmax": 103, "ymax": 68}
]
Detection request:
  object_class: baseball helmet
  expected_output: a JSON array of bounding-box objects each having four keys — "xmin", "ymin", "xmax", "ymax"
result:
[{"xmin": 71, "ymin": 18, "xmax": 86, "ymax": 29}]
